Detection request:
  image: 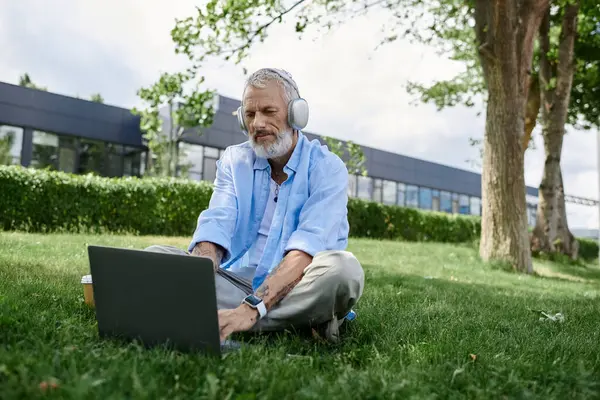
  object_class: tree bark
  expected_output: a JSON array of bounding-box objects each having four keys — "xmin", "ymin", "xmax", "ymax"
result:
[
  {"xmin": 475, "ymin": 0, "xmax": 548, "ymax": 273},
  {"xmin": 522, "ymin": 75, "xmax": 541, "ymax": 153},
  {"xmin": 531, "ymin": 1, "xmax": 580, "ymax": 259}
]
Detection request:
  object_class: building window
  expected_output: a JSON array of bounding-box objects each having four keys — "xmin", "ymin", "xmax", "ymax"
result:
[
  {"xmin": 373, "ymin": 179, "xmax": 383, "ymax": 202},
  {"xmin": 31, "ymin": 131, "xmax": 59, "ymax": 170},
  {"xmin": 178, "ymin": 143, "xmax": 204, "ymax": 181},
  {"xmin": 357, "ymin": 176, "xmax": 372, "ymax": 200},
  {"xmin": 406, "ymin": 185, "xmax": 419, "ymax": 208},
  {"xmin": 397, "ymin": 183, "xmax": 405, "ymax": 206},
  {"xmin": 58, "ymin": 136, "xmax": 78, "ymax": 174},
  {"xmin": 123, "ymin": 147, "xmax": 142, "ymax": 177},
  {"xmin": 105, "ymin": 144, "xmax": 124, "ymax": 177},
  {"xmin": 527, "ymin": 206, "xmax": 537, "ymax": 227},
  {"xmin": 419, "ymin": 187, "xmax": 432, "ymax": 209},
  {"xmin": 459, "ymin": 194, "xmax": 470, "ymax": 214},
  {"xmin": 440, "ymin": 191, "xmax": 452, "ymax": 213},
  {"xmin": 432, "ymin": 190, "xmax": 440, "ymax": 211},
  {"xmin": 202, "ymin": 146, "xmax": 220, "ymax": 182},
  {"xmin": 348, "ymin": 174, "xmax": 357, "ymax": 197},
  {"xmin": 382, "ymin": 180, "xmax": 396, "ymax": 205},
  {"xmin": 470, "ymin": 197, "xmax": 481, "ymax": 216},
  {"xmin": 77, "ymin": 138, "xmax": 106, "ymax": 175},
  {"xmin": 0, "ymin": 125, "xmax": 24, "ymax": 165},
  {"xmin": 452, "ymin": 193, "xmax": 460, "ymax": 213}
]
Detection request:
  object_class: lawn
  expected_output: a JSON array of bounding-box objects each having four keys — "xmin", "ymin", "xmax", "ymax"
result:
[{"xmin": 1, "ymin": 231, "xmax": 600, "ymax": 399}]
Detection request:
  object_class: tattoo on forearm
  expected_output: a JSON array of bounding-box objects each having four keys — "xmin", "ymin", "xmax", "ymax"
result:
[
  {"xmin": 192, "ymin": 242, "xmax": 224, "ymax": 269},
  {"xmin": 254, "ymin": 253, "xmax": 309, "ymax": 310},
  {"xmin": 264, "ymin": 274, "xmax": 303, "ymax": 310}
]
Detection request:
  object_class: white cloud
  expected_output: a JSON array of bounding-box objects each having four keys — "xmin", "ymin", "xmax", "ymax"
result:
[{"xmin": 1, "ymin": 0, "xmax": 598, "ymax": 230}]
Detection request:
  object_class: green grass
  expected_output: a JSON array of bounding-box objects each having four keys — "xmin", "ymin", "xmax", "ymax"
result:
[{"xmin": 1, "ymin": 231, "xmax": 600, "ymax": 399}]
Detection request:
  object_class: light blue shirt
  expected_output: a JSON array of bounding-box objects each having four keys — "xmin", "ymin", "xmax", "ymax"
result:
[{"xmin": 188, "ymin": 132, "xmax": 350, "ymax": 290}]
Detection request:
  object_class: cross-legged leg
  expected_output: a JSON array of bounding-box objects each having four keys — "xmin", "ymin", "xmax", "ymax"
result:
[{"xmin": 252, "ymin": 250, "xmax": 365, "ymax": 336}]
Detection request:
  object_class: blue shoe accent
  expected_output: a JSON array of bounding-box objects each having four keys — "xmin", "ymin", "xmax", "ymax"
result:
[{"xmin": 345, "ymin": 309, "xmax": 357, "ymax": 321}]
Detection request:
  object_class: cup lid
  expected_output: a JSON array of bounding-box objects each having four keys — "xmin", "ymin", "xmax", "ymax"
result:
[{"xmin": 81, "ymin": 274, "xmax": 93, "ymax": 284}]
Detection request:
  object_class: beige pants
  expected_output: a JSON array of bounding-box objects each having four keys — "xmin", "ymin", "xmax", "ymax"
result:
[{"xmin": 144, "ymin": 245, "xmax": 365, "ymax": 332}]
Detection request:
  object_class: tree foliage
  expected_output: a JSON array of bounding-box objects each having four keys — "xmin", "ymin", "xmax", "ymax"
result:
[
  {"xmin": 406, "ymin": 0, "xmax": 600, "ymax": 135},
  {"xmin": 132, "ymin": 71, "xmax": 216, "ymax": 177},
  {"xmin": 90, "ymin": 93, "xmax": 104, "ymax": 103},
  {"xmin": 322, "ymin": 136, "xmax": 368, "ymax": 176},
  {"xmin": 18, "ymin": 73, "xmax": 47, "ymax": 91}
]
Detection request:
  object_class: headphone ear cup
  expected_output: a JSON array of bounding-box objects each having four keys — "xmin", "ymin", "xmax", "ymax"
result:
[
  {"xmin": 288, "ymin": 98, "xmax": 309, "ymax": 131},
  {"xmin": 236, "ymin": 106, "xmax": 248, "ymax": 135}
]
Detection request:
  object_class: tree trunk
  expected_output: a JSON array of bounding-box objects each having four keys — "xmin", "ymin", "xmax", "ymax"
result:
[
  {"xmin": 531, "ymin": 1, "xmax": 580, "ymax": 259},
  {"xmin": 475, "ymin": 0, "xmax": 548, "ymax": 273},
  {"xmin": 522, "ymin": 75, "xmax": 541, "ymax": 153},
  {"xmin": 556, "ymin": 168, "xmax": 579, "ymax": 259}
]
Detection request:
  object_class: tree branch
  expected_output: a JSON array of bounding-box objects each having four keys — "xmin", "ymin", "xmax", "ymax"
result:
[
  {"xmin": 220, "ymin": 0, "xmax": 309, "ymax": 57},
  {"xmin": 555, "ymin": 1, "xmax": 580, "ymax": 101},
  {"xmin": 517, "ymin": 0, "xmax": 549, "ymax": 100},
  {"xmin": 539, "ymin": 5, "xmax": 552, "ymax": 109}
]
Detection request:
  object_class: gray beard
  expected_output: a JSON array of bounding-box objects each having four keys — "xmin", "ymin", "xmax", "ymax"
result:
[{"xmin": 251, "ymin": 129, "xmax": 293, "ymax": 159}]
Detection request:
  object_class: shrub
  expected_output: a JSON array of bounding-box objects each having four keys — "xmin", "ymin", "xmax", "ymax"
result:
[
  {"xmin": 0, "ymin": 165, "xmax": 211, "ymax": 236},
  {"xmin": 577, "ymin": 238, "xmax": 599, "ymax": 262},
  {"xmin": 0, "ymin": 165, "xmax": 597, "ymax": 260}
]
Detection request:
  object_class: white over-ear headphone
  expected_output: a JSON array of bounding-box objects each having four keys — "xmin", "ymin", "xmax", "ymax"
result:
[{"xmin": 237, "ymin": 68, "xmax": 309, "ymax": 136}]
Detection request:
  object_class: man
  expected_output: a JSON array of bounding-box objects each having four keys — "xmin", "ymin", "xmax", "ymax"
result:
[{"xmin": 146, "ymin": 68, "xmax": 364, "ymax": 343}]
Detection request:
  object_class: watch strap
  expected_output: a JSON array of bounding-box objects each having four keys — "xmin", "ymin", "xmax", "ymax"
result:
[{"xmin": 255, "ymin": 300, "xmax": 267, "ymax": 319}]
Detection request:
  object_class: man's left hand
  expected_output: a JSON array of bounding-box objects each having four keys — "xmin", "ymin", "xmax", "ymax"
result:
[{"xmin": 218, "ymin": 304, "xmax": 259, "ymax": 341}]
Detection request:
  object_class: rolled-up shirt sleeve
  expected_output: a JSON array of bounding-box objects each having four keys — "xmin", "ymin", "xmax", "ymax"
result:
[
  {"xmin": 188, "ymin": 148, "xmax": 237, "ymax": 263},
  {"xmin": 284, "ymin": 155, "xmax": 349, "ymax": 257}
]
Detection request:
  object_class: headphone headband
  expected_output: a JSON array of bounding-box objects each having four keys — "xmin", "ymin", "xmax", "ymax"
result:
[{"xmin": 261, "ymin": 68, "xmax": 301, "ymax": 98}]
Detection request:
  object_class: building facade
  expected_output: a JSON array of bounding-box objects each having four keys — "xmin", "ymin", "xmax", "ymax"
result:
[{"xmin": 0, "ymin": 81, "xmax": 539, "ymax": 225}]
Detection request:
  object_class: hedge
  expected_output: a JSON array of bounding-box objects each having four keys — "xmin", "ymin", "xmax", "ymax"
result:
[{"xmin": 1, "ymin": 165, "xmax": 597, "ymax": 260}]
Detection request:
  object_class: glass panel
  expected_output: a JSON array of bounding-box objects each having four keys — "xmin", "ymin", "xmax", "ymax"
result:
[
  {"xmin": 58, "ymin": 147, "xmax": 76, "ymax": 173},
  {"xmin": 419, "ymin": 187, "xmax": 432, "ymax": 209},
  {"xmin": 406, "ymin": 185, "xmax": 419, "ymax": 208},
  {"xmin": 178, "ymin": 143, "xmax": 203, "ymax": 179},
  {"xmin": 382, "ymin": 180, "xmax": 396, "ymax": 205},
  {"xmin": 105, "ymin": 143, "xmax": 124, "ymax": 177},
  {"xmin": 470, "ymin": 197, "xmax": 481, "ymax": 216},
  {"xmin": 459, "ymin": 194, "xmax": 470, "ymax": 214},
  {"xmin": 528, "ymin": 206, "xmax": 537, "ymax": 226},
  {"xmin": 373, "ymin": 179, "xmax": 383, "ymax": 202},
  {"xmin": 432, "ymin": 189, "xmax": 440, "ymax": 211},
  {"xmin": 203, "ymin": 157, "xmax": 217, "ymax": 182},
  {"xmin": 397, "ymin": 183, "xmax": 405, "ymax": 206},
  {"xmin": 347, "ymin": 174, "xmax": 357, "ymax": 197},
  {"xmin": 452, "ymin": 199, "xmax": 459, "ymax": 214},
  {"xmin": 440, "ymin": 191, "xmax": 452, "ymax": 213},
  {"xmin": 77, "ymin": 139, "xmax": 105, "ymax": 175},
  {"xmin": 0, "ymin": 125, "xmax": 24, "ymax": 165},
  {"xmin": 31, "ymin": 131, "xmax": 59, "ymax": 170},
  {"xmin": 356, "ymin": 176, "xmax": 372, "ymax": 200},
  {"xmin": 204, "ymin": 146, "xmax": 219, "ymax": 158}
]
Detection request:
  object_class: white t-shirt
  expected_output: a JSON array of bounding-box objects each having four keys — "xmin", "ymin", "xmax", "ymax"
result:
[{"xmin": 228, "ymin": 179, "xmax": 278, "ymax": 281}]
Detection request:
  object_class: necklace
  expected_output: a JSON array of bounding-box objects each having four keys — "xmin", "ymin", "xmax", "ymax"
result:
[{"xmin": 272, "ymin": 170, "xmax": 282, "ymax": 203}]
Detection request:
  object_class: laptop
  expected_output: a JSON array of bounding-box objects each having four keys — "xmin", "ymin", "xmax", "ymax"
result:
[{"xmin": 87, "ymin": 245, "xmax": 233, "ymax": 356}]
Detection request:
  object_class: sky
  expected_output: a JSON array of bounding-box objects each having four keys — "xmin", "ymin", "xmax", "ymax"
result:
[{"xmin": 1, "ymin": 0, "xmax": 598, "ymax": 230}]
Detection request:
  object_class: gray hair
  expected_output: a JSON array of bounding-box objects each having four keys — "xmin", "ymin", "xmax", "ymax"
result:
[{"xmin": 243, "ymin": 68, "xmax": 300, "ymax": 103}]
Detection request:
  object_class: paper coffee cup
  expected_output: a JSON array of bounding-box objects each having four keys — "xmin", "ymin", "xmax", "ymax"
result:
[{"xmin": 81, "ymin": 274, "xmax": 95, "ymax": 307}]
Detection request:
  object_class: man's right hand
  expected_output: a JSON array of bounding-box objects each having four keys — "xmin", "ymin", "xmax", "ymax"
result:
[{"xmin": 190, "ymin": 241, "xmax": 224, "ymax": 272}]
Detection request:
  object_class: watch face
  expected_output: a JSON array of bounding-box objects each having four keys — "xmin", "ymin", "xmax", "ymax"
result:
[{"xmin": 244, "ymin": 295, "xmax": 262, "ymax": 306}]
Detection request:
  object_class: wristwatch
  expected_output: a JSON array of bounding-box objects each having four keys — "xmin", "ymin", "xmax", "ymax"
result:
[{"xmin": 242, "ymin": 294, "xmax": 267, "ymax": 319}]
